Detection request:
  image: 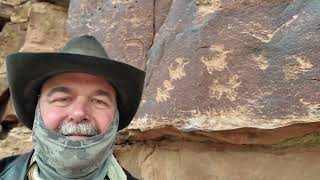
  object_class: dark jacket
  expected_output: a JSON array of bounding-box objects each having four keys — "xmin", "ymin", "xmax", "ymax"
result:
[{"xmin": 0, "ymin": 151, "xmax": 137, "ymax": 180}]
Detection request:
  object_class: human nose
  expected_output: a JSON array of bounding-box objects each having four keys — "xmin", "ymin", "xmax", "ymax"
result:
[{"xmin": 69, "ymin": 97, "xmax": 89, "ymax": 122}]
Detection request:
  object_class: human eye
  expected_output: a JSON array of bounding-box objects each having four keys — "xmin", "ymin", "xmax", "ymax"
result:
[
  {"xmin": 50, "ymin": 96, "xmax": 72, "ymax": 107},
  {"xmin": 91, "ymin": 98, "xmax": 110, "ymax": 109}
]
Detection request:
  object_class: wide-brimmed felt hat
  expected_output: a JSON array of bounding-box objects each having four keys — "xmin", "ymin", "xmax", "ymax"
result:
[{"xmin": 6, "ymin": 35, "xmax": 145, "ymax": 131}]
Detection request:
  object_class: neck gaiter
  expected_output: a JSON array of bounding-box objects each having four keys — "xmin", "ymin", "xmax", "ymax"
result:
[{"xmin": 32, "ymin": 102, "xmax": 122, "ymax": 180}]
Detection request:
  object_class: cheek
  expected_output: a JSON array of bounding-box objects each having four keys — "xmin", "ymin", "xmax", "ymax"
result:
[
  {"xmin": 40, "ymin": 104, "xmax": 66, "ymax": 130},
  {"xmin": 94, "ymin": 110, "xmax": 116, "ymax": 133}
]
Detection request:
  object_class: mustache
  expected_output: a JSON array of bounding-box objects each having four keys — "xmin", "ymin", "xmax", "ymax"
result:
[{"xmin": 56, "ymin": 121, "xmax": 98, "ymax": 136}]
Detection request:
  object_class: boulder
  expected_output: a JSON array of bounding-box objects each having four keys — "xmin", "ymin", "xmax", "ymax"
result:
[
  {"xmin": 0, "ymin": 126, "xmax": 32, "ymax": 157},
  {"xmin": 0, "ymin": 0, "xmax": 28, "ymax": 6},
  {"xmin": 0, "ymin": 22, "xmax": 27, "ymax": 97},
  {"xmin": 0, "ymin": 2, "xmax": 14, "ymax": 19},
  {"xmin": 20, "ymin": 2, "xmax": 68, "ymax": 52},
  {"xmin": 10, "ymin": 0, "xmax": 32, "ymax": 23}
]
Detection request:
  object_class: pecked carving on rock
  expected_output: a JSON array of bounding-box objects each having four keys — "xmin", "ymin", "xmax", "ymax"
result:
[{"xmin": 131, "ymin": 0, "xmax": 320, "ymax": 131}]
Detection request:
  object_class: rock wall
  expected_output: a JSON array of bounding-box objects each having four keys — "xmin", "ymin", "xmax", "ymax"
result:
[
  {"xmin": 115, "ymin": 140, "xmax": 320, "ymax": 180},
  {"xmin": 1, "ymin": 0, "xmax": 320, "ymax": 179},
  {"xmin": 0, "ymin": 0, "xmax": 68, "ymax": 156}
]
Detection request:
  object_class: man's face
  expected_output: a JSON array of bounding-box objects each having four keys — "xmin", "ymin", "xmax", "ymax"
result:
[{"xmin": 39, "ymin": 72, "xmax": 117, "ymax": 139}]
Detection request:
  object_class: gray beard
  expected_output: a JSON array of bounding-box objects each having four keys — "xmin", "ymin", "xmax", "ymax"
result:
[{"xmin": 57, "ymin": 121, "xmax": 98, "ymax": 137}]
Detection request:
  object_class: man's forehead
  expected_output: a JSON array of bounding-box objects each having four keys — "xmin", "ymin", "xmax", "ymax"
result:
[
  {"xmin": 45, "ymin": 86, "xmax": 114, "ymax": 102},
  {"xmin": 40, "ymin": 72, "xmax": 116, "ymax": 95}
]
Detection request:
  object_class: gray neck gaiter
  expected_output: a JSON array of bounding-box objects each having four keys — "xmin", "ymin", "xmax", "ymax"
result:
[{"xmin": 32, "ymin": 103, "xmax": 119, "ymax": 180}]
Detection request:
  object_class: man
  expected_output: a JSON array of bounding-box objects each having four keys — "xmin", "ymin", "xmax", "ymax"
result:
[{"xmin": 0, "ymin": 35, "xmax": 145, "ymax": 180}]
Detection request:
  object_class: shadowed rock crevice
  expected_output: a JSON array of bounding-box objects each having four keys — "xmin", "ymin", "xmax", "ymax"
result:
[
  {"xmin": 0, "ymin": 17, "xmax": 9, "ymax": 32},
  {"xmin": 118, "ymin": 122, "xmax": 320, "ymax": 147},
  {"xmin": 33, "ymin": 0, "xmax": 70, "ymax": 8}
]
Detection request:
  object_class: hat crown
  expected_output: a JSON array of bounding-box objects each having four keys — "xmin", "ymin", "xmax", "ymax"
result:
[{"xmin": 61, "ymin": 35, "xmax": 109, "ymax": 59}]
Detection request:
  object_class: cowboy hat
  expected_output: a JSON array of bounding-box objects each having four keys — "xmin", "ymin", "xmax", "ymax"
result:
[{"xmin": 6, "ymin": 35, "xmax": 145, "ymax": 131}]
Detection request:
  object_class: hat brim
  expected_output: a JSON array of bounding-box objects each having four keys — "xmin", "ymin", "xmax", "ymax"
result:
[{"xmin": 6, "ymin": 52, "xmax": 145, "ymax": 131}]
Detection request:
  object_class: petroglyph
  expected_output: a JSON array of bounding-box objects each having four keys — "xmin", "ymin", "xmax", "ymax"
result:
[
  {"xmin": 156, "ymin": 58, "xmax": 189, "ymax": 102},
  {"xmin": 283, "ymin": 55, "xmax": 313, "ymax": 80},
  {"xmin": 283, "ymin": 64, "xmax": 300, "ymax": 80},
  {"xmin": 156, "ymin": 80, "xmax": 174, "ymax": 102},
  {"xmin": 129, "ymin": 16, "xmax": 150, "ymax": 28},
  {"xmin": 196, "ymin": 0, "xmax": 222, "ymax": 17},
  {"xmin": 201, "ymin": 44, "xmax": 230, "ymax": 73},
  {"xmin": 169, "ymin": 58, "xmax": 189, "ymax": 80},
  {"xmin": 253, "ymin": 55, "xmax": 269, "ymax": 70},
  {"xmin": 299, "ymin": 99, "xmax": 320, "ymax": 117},
  {"xmin": 209, "ymin": 75, "xmax": 242, "ymax": 101},
  {"xmin": 295, "ymin": 55, "xmax": 313, "ymax": 70}
]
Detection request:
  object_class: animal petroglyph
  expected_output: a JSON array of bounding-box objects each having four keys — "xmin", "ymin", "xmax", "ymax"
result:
[
  {"xmin": 196, "ymin": 0, "xmax": 222, "ymax": 17},
  {"xmin": 156, "ymin": 58, "xmax": 190, "ymax": 102},
  {"xmin": 156, "ymin": 80, "xmax": 175, "ymax": 103},
  {"xmin": 201, "ymin": 44, "xmax": 230, "ymax": 73},
  {"xmin": 253, "ymin": 55, "xmax": 269, "ymax": 70},
  {"xmin": 169, "ymin": 58, "xmax": 189, "ymax": 80},
  {"xmin": 209, "ymin": 75, "xmax": 242, "ymax": 101},
  {"xmin": 283, "ymin": 55, "xmax": 313, "ymax": 80}
]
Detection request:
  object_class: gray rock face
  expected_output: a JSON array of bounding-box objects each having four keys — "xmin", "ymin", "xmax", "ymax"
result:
[
  {"xmin": 132, "ymin": 0, "xmax": 320, "ymax": 131},
  {"xmin": 67, "ymin": 0, "xmax": 154, "ymax": 70}
]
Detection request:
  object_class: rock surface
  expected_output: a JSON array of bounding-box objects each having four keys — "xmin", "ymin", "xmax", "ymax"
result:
[
  {"xmin": 0, "ymin": 0, "xmax": 68, "ymax": 157},
  {"xmin": 115, "ymin": 141, "xmax": 320, "ymax": 180},
  {"xmin": 66, "ymin": 0, "xmax": 320, "ymax": 132},
  {"xmin": 0, "ymin": 126, "xmax": 32, "ymax": 158},
  {"xmin": 19, "ymin": 2, "xmax": 68, "ymax": 52},
  {"xmin": 0, "ymin": 1, "xmax": 68, "ymax": 125},
  {"xmin": 67, "ymin": 0, "xmax": 154, "ymax": 70},
  {"xmin": 0, "ymin": 0, "xmax": 320, "ymax": 179},
  {"xmin": 65, "ymin": 1, "xmax": 320, "ymax": 179},
  {"xmin": 132, "ymin": 0, "xmax": 320, "ymax": 131},
  {"xmin": 0, "ymin": 22, "xmax": 27, "ymax": 87}
]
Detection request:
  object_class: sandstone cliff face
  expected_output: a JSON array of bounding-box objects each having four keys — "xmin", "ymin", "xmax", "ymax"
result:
[
  {"xmin": 1, "ymin": 0, "xmax": 320, "ymax": 179},
  {"xmin": 0, "ymin": 0, "xmax": 68, "ymax": 124},
  {"xmin": 0, "ymin": 0, "xmax": 68, "ymax": 157}
]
